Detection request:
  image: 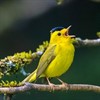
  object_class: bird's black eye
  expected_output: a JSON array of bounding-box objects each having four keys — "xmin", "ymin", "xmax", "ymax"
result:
[{"xmin": 57, "ymin": 33, "xmax": 61, "ymax": 36}]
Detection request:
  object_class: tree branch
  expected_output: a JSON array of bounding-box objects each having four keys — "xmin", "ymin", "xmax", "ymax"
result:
[
  {"xmin": 0, "ymin": 83, "xmax": 100, "ymax": 94},
  {"xmin": 75, "ymin": 38, "xmax": 100, "ymax": 47}
]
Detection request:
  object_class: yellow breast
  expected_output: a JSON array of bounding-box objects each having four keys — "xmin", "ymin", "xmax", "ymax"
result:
[{"xmin": 44, "ymin": 43, "xmax": 75, "ymax": 78}]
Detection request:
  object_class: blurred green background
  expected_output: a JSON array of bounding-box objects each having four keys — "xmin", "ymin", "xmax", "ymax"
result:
[{"xmin": 0, "ymin": 0, "xmax": 100, "ymax": 100}]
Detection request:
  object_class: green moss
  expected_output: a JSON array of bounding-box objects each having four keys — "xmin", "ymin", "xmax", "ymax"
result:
[{"xmin": 0, "ymin": 41, "xmax": 49, "ymax": 79}]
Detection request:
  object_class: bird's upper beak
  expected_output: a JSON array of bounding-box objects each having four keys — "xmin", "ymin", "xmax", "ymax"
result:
[{"xmin": 64, "ymin": 25, "xmax": 75, "ymax": 38}]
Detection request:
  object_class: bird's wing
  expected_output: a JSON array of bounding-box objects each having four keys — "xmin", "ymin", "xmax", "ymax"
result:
[{"xmin": 36, "ymin": 44, "xmax": 56, "ymax": 78}]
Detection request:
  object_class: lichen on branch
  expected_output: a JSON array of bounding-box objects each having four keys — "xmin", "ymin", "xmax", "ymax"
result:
[{"xmin": 0, "ymin": 41, "xmax": 48, "ymax": 79}]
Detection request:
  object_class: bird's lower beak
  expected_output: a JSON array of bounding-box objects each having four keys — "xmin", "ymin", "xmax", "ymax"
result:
[{"xmin": 69, "ymin": 35, "xmax": 75, "ymax": 38}]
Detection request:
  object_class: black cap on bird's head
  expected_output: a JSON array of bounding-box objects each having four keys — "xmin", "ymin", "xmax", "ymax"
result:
[
  {"xmin": 50, "ymin": 27, "xmax": 64, "ymax": 33},
  {"xmin": 50, "ymin": 25, "xmax": 75, "ymax": 38},
  {"xmin": 50, "ymin": 26, "xmax": 72, "ymax": 35}
]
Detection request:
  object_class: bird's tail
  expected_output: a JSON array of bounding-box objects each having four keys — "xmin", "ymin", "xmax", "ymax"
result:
[{"xmin": 21, "ymin": 69, "xmax": 37, "ymax": 84}]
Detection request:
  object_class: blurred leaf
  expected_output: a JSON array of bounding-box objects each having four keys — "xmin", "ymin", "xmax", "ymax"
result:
[{"xmin": 56, "ymin": 0, "xmax": 64, "ymax": 5}]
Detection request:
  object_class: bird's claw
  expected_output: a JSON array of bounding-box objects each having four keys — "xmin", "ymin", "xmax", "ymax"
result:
[{"xmin": 48, "ymin": 83, "xmax": 55, "ymax": 91}]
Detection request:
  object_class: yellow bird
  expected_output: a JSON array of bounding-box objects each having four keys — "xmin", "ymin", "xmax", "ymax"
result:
[{"xmin": 21, "ymin": 26, "xmax": 75, "ymax": 85}]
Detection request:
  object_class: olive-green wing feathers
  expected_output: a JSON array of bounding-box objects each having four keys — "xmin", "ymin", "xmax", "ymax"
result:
[{"xmin": 36, "ymin": 44, "xmax": 56, "ymax": 78}]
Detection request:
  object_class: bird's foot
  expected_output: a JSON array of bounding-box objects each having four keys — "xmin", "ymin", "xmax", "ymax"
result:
[
  {"xmin": 48, "ymin": 83, "xmax": 56, "ymax": 91},
  {"xmin": 46, "ymin": 78, "xmax": 55, "ymax": 91},
  {"xmin": 57, "ymin": 78, "xmax": 68, "ymax": 87}
]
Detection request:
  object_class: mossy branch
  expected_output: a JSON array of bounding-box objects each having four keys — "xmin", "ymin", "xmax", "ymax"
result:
[
  {"xmin": 0, "ymin": 38, "xmax": 100, "ymax": 96},
  {"xmin": 0, "ymin": 41, "xmax": 48, "ymax": 78},
  {"xmin": 0, "ymin": 83, "xmax": 100, "ymax": 94}
]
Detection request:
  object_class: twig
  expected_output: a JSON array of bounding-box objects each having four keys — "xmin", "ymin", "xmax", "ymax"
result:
[{"xmin": 0, "ymin": 83, "xmax": 100, "ymax": 94}]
